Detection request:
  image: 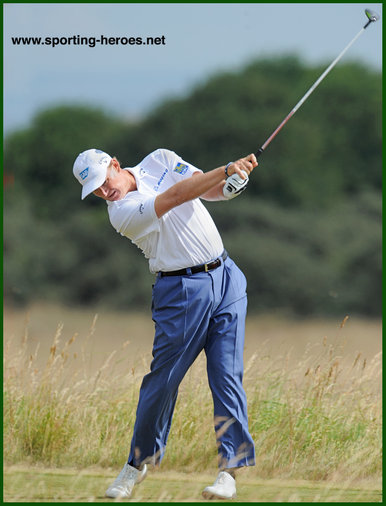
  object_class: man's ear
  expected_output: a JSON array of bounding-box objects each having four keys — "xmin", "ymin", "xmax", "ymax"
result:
[{"xmin": 111, "ymin": 157, "xmax": 121, "ymax": 171}]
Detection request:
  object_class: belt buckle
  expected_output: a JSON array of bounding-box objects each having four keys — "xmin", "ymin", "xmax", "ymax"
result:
[{"xmin": 204, "ymin": 263, "xmax": 209, "ymax": 272}]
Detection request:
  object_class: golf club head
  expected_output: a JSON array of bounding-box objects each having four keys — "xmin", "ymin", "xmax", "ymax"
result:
[{"xmin": 365, "ymin": 9, "xmax": 380, "ymax": 23}]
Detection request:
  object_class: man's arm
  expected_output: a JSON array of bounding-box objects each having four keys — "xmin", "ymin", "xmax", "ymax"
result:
[
  {"xmin": 197, "ymin": 177, "xmax": 227, "ymax": 202},
  {"xmin": 154, "ymin": 154, "xmax": 257, "ymax": 218}
]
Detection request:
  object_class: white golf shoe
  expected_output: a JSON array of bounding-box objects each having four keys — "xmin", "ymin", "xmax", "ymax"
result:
[
  {"xmin": 202, "ymin": 471, "xmax": 236, "ymax": 500},
  {"xmin": 105, "ymin": 463, "xmax": 147, "ymax": 498}
]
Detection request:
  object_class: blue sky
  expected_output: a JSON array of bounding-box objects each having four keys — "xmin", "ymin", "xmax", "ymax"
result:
[{"xmin": 4, "ymin": 3, "xmax": 382, "ymax": 134}]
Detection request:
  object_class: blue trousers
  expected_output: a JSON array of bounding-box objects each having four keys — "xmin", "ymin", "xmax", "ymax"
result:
[{"xmin": 128, "ymin": 255, "xmax": 255, "ymax": 469}]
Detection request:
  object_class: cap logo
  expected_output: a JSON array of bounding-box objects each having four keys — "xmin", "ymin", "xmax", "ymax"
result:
[{"xmin": 80, "ymin": 167, "xmax": 89, "ymax": 180}]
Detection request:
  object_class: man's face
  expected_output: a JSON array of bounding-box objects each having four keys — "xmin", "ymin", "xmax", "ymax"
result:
[{"xmin": 93, "ymin": 162, "xmax": 127, "ymax": 201}]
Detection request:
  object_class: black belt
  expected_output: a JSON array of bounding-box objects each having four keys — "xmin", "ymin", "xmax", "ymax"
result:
[{"xmin": 159, "ymin": 250, "xmax": 228, "ymax": 277}]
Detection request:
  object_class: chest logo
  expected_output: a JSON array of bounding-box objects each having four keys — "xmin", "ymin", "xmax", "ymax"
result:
[{"xmin": 153, "ymin": 168, "xmax": 168, "ymax": 191}]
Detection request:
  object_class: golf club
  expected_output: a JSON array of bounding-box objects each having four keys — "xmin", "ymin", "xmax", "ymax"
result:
[{"xmin": 255, "ymin": 8, "xmax": 380, "ymax": 159}]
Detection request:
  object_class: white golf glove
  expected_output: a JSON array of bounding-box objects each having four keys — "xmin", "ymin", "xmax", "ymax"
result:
[{"xmin": 223, "ymin": 170, "xmax": 249, "ymax": 200}]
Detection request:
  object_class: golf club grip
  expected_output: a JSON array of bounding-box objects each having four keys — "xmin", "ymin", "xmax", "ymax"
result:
[{"xmin": 255, "ymin": 148, "xmax": 264, "ymax": 159}]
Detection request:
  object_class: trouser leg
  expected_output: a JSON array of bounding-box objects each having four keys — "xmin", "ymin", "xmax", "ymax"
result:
[
  {"xmin": 128, "ymin": 274, "xmax": 213, "ymax": 468},
  {"xmin": 205, "ymin": 259, "xmax": 255, "ymax": 469},
  {"xmin": 128, "ymin": 368, "xmax": 180, "ymax": 468}
]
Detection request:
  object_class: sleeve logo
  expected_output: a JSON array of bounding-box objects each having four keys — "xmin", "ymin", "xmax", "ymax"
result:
[{"xmin": 174, "ymin": 163, "xmax": 189, "ymax": 175}]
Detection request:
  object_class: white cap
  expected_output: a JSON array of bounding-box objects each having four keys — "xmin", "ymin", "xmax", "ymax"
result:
[{"xmin": 73, "ymin": 149, "xmax": 112, "ymax": 200}]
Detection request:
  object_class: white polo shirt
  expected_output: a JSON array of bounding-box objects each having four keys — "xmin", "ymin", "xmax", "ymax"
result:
[{"xmin": 107, "ymin": 149, "xmax": 224, "ymax": 273}]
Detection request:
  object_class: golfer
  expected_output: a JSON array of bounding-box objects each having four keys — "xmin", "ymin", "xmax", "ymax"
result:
[{"xmin": 73, "ymin": 148, "xmax": 257, "ymax": 500}]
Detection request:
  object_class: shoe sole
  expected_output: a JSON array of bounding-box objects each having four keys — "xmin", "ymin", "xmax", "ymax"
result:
[{"xmin": 105, "ymin": 489, "xmax": 131, "ymax": 499}]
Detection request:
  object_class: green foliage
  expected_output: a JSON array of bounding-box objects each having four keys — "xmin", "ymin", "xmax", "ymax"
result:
[
  {"xmin": 4, "ymin": 105, "xmax": 123, "ymax": 219},
  {"xmin": 207, "ymin": 190, "xmax": 381, "ymax": 316},
  {"xmin": 4, "ymin": 56, "xmax": 381, "ymax": 316}
]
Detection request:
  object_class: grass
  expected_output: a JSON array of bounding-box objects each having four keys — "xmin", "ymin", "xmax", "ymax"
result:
[
  {"xmin": 3, "ymin": 307, "xmax": 382, "ymax": 501},
  {"xmin": 4, "ymin": 467, "xmax": 382, "ymax": 502}
]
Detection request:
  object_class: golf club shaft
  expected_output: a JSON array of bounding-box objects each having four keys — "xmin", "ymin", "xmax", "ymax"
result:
[{"xmin": 255, "ymin": 20, "xmax": 372, "ymax": 159}]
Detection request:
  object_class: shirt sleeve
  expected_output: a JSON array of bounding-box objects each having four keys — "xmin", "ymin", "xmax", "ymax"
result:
[
  {"xmin": 108, "ymin": 193, "xmax": 159, "ymax": 240},
  {"xmin": 158, "ymin": 149, "xmax": 203, "ymax": 182}
]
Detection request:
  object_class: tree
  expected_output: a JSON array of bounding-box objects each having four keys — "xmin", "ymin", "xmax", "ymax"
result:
[{"xmin": 4, "ymin": 56, "xmax": 381, "ymax": 316}]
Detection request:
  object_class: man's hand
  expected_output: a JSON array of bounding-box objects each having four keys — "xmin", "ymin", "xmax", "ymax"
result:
[
  {"xmin": 222, "ymin": 154, "xmax": 258, "ymax": 200},
  {"xmin": 225, "ymin": 153, "xmax": 258, "ymax": 179},
  {"xmin": 223, "ymin": 170, "xmax": 249, "ymax": 199}
]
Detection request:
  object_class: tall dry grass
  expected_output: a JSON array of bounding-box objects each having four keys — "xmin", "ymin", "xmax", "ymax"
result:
[{"xmin": 3, "ymin": 314, "xmax": 382, "ymax": 484}]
